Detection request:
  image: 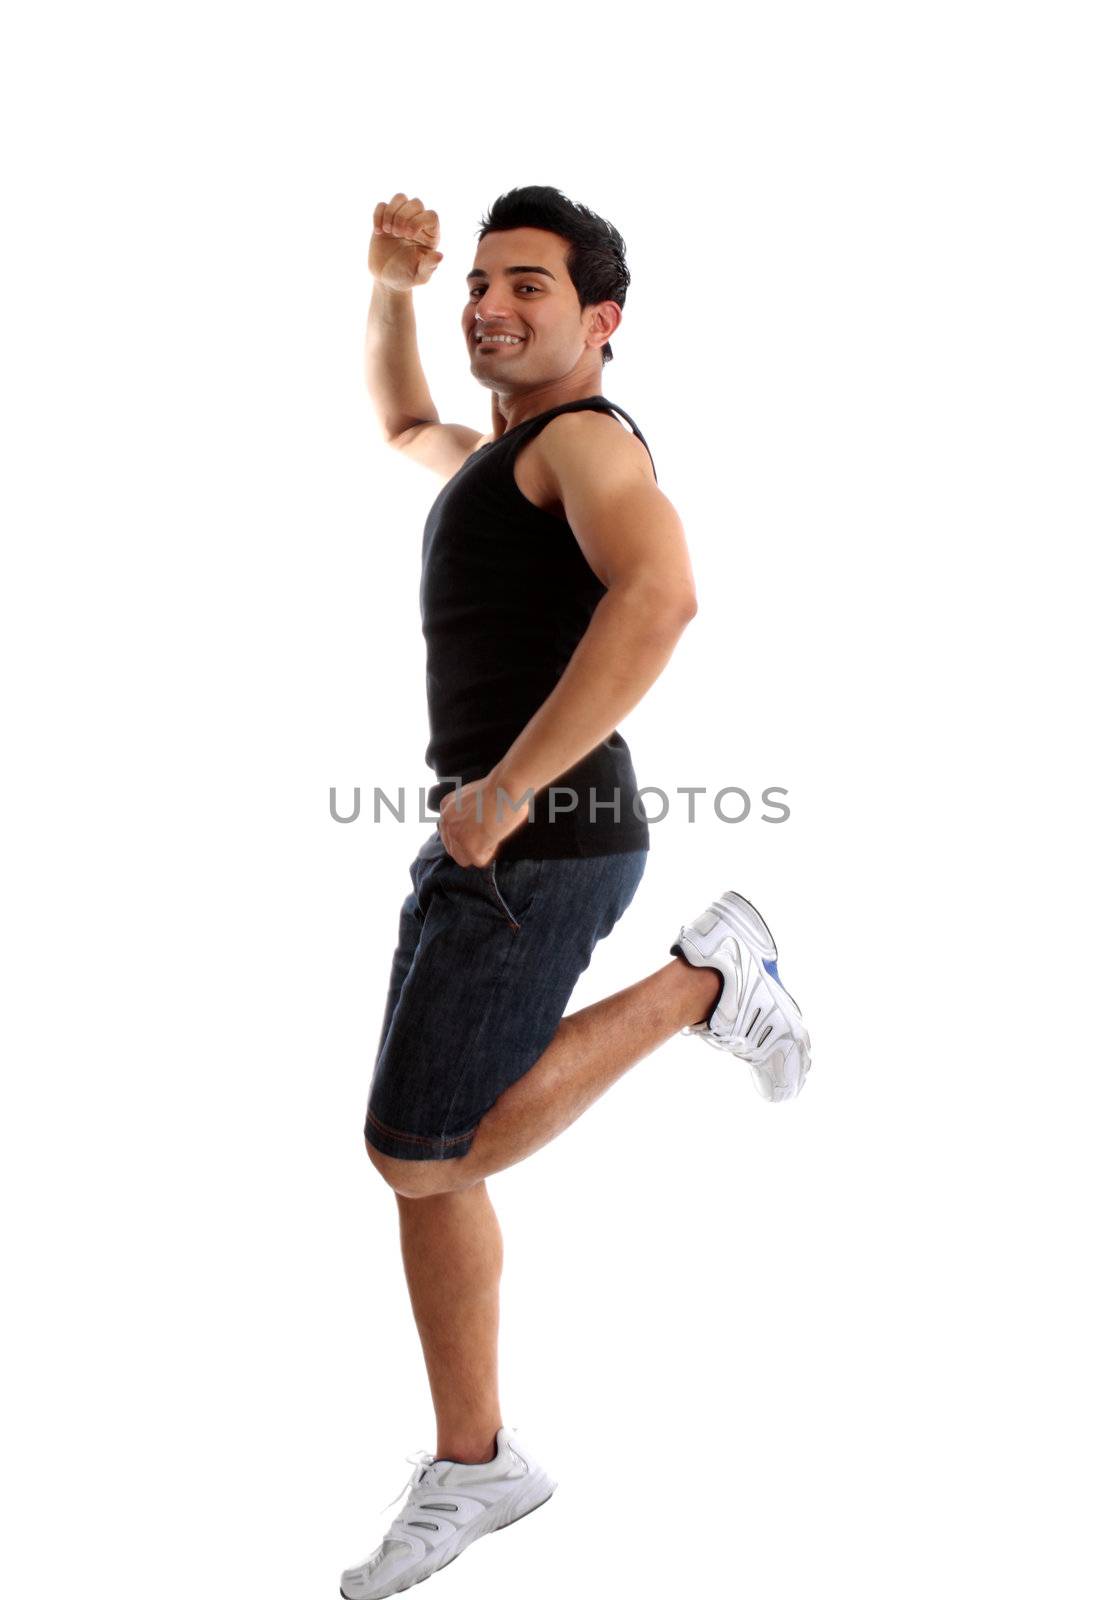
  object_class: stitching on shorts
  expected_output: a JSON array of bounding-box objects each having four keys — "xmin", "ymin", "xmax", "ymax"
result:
[
  {"xmin": 365, "ymin": 1110, "xmax": 476, "ymax": 1148},
  {"xmin": 484, "ymin": 864, "xmax": 521, "ymax": 933}
]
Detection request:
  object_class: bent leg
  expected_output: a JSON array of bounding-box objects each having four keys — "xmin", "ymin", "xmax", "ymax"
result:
[{"xmin": 369, "ymin": 954, "xmax": 719, "ymax": 1197}]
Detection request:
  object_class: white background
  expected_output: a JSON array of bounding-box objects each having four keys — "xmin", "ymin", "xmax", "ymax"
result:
[{"xmin": 3, "ymin": 3, "xmax": 1109, "ymax": 1596}]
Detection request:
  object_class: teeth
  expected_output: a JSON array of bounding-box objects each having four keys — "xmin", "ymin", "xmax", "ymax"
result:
[{"xmin": 478, "ymin": 334, "xmax": 522, "ymax": 344}]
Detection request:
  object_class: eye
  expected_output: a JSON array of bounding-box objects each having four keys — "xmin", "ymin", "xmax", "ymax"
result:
[{"xmin": 467, "ymin": 283, "xmax": 542, "ymax": 297}]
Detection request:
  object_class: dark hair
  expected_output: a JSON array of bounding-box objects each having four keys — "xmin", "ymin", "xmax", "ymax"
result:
[{"xmin": 476, "ymin": 186, "xmax": 630, "ymax": 365}]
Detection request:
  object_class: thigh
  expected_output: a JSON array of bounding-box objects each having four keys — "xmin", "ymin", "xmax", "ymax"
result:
[{"xmin": 365, "ymin": 844, "xmax": 648, "ymax": 1162}]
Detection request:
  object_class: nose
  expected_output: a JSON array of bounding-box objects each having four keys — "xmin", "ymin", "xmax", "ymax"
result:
[{"xmin": 471, "ymin": 284, "xmax": 513, "ymax": 322}]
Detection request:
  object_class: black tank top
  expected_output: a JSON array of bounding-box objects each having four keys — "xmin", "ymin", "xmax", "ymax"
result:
[{"xmin": 421, "ymin": 395, "xmax": 655, "ymax": 860}]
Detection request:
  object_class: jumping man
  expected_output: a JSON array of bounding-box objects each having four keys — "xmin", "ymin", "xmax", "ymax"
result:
[{"xmin": 341, "ymin": 184, "xmax": 811, "ymax": 1600}]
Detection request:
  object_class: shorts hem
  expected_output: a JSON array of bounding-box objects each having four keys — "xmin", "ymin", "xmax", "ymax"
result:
[{"xmin": 364, "ymin": 1109, "xmax": 477, "ymax": 1162}]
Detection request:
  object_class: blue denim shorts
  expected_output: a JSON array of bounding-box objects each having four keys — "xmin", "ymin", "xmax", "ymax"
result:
[{"xmin": 365, "ymin": 829, "xmax": 648, "ymax": 1161}]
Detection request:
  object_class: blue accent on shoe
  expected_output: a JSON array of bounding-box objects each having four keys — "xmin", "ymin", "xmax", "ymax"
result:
[{"xmin": 763, "ymin": 957, "xmax": 782, "ymax": 987}]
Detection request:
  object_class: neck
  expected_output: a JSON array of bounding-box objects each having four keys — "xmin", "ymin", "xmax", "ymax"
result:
[{"xmin": 489, "ymin": 374, "xmax": 604, "ymax": 439}]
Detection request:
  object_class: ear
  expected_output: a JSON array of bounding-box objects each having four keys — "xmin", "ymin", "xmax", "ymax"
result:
[{"xmin": 584, "ymin": 300, "xmax": 622, "ymax": 352}]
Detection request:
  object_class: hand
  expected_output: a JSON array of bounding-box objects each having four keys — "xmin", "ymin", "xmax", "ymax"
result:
[
  {"xmin": 369, "ymin": 193, "xmax": 443, "ymax": 290},
  {"xmin": 436, "ymin": 774, "xmax": 530, "ymax": 868}
]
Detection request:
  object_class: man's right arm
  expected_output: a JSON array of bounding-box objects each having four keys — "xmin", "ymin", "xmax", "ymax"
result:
[{"xmin": 366, "ymin": 193, "xmax": 482, "ymax": 480}]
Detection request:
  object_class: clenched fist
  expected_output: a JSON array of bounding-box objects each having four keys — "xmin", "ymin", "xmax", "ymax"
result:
[{"xmin": 369, "ymin": 193, "xmax": 444, "ymax": 289}]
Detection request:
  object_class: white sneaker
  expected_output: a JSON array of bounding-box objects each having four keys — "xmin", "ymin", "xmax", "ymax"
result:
[
  {"xmin": 340, "ymin": 1425, "xmax": 557, "ymax": 1599},
  {"xmin": 671, "ymin": 890, "xmax": 811, "ymax": 1102}
]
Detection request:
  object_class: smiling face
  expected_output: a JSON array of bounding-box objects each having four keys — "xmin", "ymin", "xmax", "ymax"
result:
[{"xmin": 461, "ymin": 226, "xmax": 619, "ymax": 396}]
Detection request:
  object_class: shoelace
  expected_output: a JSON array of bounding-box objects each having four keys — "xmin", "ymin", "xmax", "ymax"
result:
[
  {"xmin": 378, "ymin": 1449, "xmax": 437, "ymax": 1516},
  {"xmin": 377, "ymin": 1423, "xmax": 520, "ymax": 1517}
]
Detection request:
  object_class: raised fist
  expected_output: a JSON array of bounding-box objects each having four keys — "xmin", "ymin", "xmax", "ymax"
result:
[{"xmin": 369, "ymin": 193, "xmax": 443, "ymax": 289}]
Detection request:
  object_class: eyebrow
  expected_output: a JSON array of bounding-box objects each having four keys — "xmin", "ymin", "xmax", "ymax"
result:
[{"xmin": 466, "ymin": 265, "xmax": 557, "ymax": 283}]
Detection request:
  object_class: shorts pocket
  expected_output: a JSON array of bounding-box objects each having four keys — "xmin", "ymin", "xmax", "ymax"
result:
[
  {"xmin": 483, "ymin": 855, "xmax": 544, "ymax": 932},
  {"xmin": 416, "ymin": 827, "xmax": 445, "ymax": 862},
  {"xmin": 409, "ymin": 831, "xmax": 448, "ymax": 900}
]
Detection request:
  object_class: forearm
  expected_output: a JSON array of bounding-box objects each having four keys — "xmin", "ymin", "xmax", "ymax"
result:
[
  {"xmin": 364, "ymin": 281, "xmax": 438, "ymax": 441},
  {"xmin": 490, "ymin": 581, "xmax": 694, "ymax": 804}
]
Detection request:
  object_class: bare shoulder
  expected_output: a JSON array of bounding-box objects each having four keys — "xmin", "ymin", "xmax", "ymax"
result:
[
  {"xmin": 523, "ymin": 408, "xmax": 656, "ymax": 506},
  {"xmin": 389, "ymin": 420, "xmax": 488, "ymax": 480}
]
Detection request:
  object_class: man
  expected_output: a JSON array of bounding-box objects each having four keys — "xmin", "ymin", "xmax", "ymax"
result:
[{"xmin": 342, "ymin": 185, "xmax": 811, "ymax": 1600}]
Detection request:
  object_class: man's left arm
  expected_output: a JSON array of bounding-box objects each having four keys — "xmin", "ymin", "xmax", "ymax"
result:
[{"xmin": 440, "ymin": 414, "xmax": 697, "ymax": 865}]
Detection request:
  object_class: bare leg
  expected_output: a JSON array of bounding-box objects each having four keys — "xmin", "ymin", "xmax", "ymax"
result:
[
  {"xmin": 396, "ymin": 1181, "xmax": 504, "ymax": 1464},
  {"xmin": 371, "ymin": 956, "xmax": 719, "ymax": 1197},
  {"xmin": 381, "ymin": 958, "xmax": 718, "ymax": 1464}
]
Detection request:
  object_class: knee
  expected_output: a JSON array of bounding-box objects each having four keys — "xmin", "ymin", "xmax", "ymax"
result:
[{"xmin": 364, "ymin": 1137, "xmax": 452, "ymax": 1198}]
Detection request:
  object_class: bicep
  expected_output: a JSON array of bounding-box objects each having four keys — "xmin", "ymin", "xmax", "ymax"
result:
[
  {"xmin": 551, "ymin": 425, "xmax": 696, "ymax": 600},
  {"xmin": 389, "ymin": 421, "xmax": 484, "ymax": 480}
]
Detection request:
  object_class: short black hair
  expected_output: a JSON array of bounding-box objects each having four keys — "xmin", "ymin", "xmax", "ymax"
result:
[{"xmin": 476, "ymin": 186, "xmax": 630, "ymax": 365}]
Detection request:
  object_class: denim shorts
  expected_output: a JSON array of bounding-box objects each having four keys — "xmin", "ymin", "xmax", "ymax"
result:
[{"xmin": 365, "ymin": 829, "xmax": 648, "ymax": 1161}]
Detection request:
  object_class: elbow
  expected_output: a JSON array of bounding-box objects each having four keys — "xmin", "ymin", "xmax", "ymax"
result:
[
  {"xmin": 608, "ymin": 569, "xmax": 697, "ymax": 630},
  {"xmin": 676, "ymin": 584, "xmax": 698, "ymax": 626},
  {"xmin": 660, "ymin": 581, "xmax": 698, "ymax": 631},
  {"xmin": 613, "ymin": 577, "xmax": 697, "ymax": 638}
]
